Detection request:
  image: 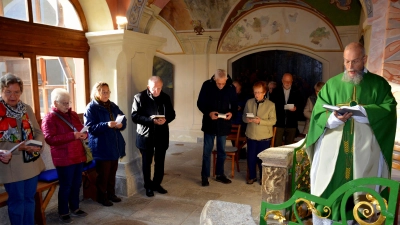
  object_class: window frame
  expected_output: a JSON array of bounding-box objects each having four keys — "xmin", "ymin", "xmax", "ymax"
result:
[{"xmin": 0, "ymin": 0, "xmax": 90, "ymax": 122}]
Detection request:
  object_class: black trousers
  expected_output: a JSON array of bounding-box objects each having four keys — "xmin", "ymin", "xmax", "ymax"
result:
[
  {"xmin": 95, "ymin": 160, "xmax": 118, "ymax": 199},
  {"xmin": 140, "ymin": 147, "xmax": 167, "ymax": 190}
]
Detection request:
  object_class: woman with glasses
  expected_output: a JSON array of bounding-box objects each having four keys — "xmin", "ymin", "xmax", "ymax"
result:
[
  {"xmin": 0, "ymin": 73, "xmax": 45, "ymax": 225},
  {"xmin": 41, "ymin": 88, "xmax": 88, "ymax": 223},
  {"xmin": 242, "ymin": 81, "xmax": 276, "ymax": 184},
  {"xmin": 84, "ymin": 82, "xmax": 126, "ymax": 207}
]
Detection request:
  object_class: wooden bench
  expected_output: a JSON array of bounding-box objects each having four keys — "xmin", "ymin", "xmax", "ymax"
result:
[{"xmin": 0, "ymin": 180, "xmax": 59, "ymax": 225}]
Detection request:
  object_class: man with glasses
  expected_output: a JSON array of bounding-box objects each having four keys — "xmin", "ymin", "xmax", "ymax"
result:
[
  {"xmin": 269, "ymin": 73, "xmax": 302, "ymax": 146},
  {"xmin": 197, "ymin": 69, "xmax": 238, "ymax": 186},
  {"xmin": 131, "ymin": 76, "xmax": 176, "ymax": 197},
  {"xmin": 306, "ymin": 42, "xmax": 397, "ymax": 223}
]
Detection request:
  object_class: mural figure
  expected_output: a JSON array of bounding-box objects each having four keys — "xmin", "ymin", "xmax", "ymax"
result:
[
  {"xmin": 271, "ymin": 21, "xmax": 281, "ymax": 35},
  {"xmin": 192, "ymin": 20, "xmax": 205, "ymax": 35},
  {"xmin": 329, "ymin": 0, "xmax": 352, "ymax": 10},
  {"xmin": 309, "ymin": 27, "xmax": 330, "ymax": 45}
]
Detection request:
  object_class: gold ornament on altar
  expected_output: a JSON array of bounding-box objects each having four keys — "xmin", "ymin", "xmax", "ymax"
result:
[{"xmin": 191, "ymin": 20, "xmax": 205, "ymax": 35}]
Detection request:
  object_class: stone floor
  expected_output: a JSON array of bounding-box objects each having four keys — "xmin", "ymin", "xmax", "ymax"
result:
[{"xmin": 44, "ymin": 142, "xmax": 263, "ymax": 225}]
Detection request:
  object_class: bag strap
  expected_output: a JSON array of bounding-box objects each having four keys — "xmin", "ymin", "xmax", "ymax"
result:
[{"xmin": 51, "ymin": 111, "xmax": 78, "ymax": 132}]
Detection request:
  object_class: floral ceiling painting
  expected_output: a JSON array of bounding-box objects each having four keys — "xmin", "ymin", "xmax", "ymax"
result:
[{"xmin": 218, "ymin": 6, "xmax": 342, "ymax": 53}]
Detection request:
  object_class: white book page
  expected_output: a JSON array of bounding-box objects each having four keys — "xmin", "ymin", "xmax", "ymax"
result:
[
  {"xmin": 80, "ymin": 126, "xmax": 89, "ymax": 133},
  {"xmin": 115, "ymin": 115, "xmax": 125, "ymax": 124}
]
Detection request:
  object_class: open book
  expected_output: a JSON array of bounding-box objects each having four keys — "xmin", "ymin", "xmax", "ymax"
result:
[
  {"xmin": 323, "ymin": 104, "xmax": 366, "ymax": 117},
  {"xmin": 217, "ymin": 113, "xmax": 227, "ymax": 119},
  {"xmin": 246, "ymin": 113, "xmax": 255, "ymax": 118},
  {"xmin": 150, "ymin": 115, "xmax": 165, "ymax": 119},
  {"xmin": 6, "ymin": 140, "xmax": 42, "ymax": 154}
]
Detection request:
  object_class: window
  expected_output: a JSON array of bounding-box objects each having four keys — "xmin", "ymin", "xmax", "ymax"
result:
[
  {"xmin": 0, "ymin": 0, "xmax": 89, "ymax": 121},
  {"xmin": 0, "ymin": 56, "xmax": 34, "ymax": 106},
  {"xmin": 32, "ymin": 0, "xmax": 82, "ymax": 30},
  {"xmin": 0, "ymin": 0, "xmax": 29, "ymax": 21}
]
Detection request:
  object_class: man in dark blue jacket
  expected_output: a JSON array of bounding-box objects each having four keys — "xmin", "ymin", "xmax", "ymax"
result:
[
  {"xmin": 197, "ymin": 69, "xmax": 238, "ymax": 186},
  {"xmin": 131, "ymin": 76, "xmax": 176, "ymax": 197}
]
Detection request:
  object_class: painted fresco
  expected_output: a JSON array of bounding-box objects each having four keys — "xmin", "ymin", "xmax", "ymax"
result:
[
  {"xmin": 219, "ymin": 7, "xmax": 341, "ymax": 53},
  {"xmin": 153, "ymin": 56, "xmax": 174, "ymax": 105},
  {"xmin": 159, "ymin": 0, "xmax": 238, "ymax": 30},
  {"xmin": 330, "ymin": 0, "xmax": 352, "ymax": 10}
]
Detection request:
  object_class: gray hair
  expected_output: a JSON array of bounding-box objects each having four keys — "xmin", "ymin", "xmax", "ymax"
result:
[
  {"xmin": 0, "ymin": 73, "xmax": 23, "ymax": 93},
  {"xmin": 342, "ymin": 70, "xmax": 363, "ymax": 85},
  {"xmin": 214, "ymin": 69, "xmax": 227, "ymax": 80},
  {"xmin": 90, "ymin": 81, "xmax": 109, "ymax": 100},
  {"xmin": 148, "ymin": 76, "xmax": 163, "ymax": 85},
  {"xmin": 51, "ymin": 88, "xmax": 70, "ymax": 107}
]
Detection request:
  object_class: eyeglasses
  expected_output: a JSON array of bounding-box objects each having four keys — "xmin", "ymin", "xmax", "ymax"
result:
[
  {"xmin": 3, "ymin": 91, "xmax": 21, "ymax": 97},
  {"xmin": 344, "ymin": 56, "xmax": 365, "ymax": 66},
  {"xmin": 57, "ymin": 101, "xmax": 71, "ymax": 106},
  {"xmin": 100, "ymin": 91, "xmax": 111, "ymax": 95}
]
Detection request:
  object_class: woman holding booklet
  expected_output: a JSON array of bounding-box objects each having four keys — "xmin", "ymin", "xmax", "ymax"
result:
[
  {"xmin": 0, "ymin": 73, "xmax": 45, "ymax": 225},
  {"xmin": 84, "ymin": 82, "xmax": 126, "ymax": 207},
  {"xmin": 242, "ymin": 81, "xmax": 276, "ymax": 184},
  {"xmin": 41, "ymin": 88, "xmax": 88, "ymax": 223}
]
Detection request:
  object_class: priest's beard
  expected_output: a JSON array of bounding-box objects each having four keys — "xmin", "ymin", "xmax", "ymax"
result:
[{"xmin": 342, "ymin": 69, "xmax": 363, "ymax": 85}]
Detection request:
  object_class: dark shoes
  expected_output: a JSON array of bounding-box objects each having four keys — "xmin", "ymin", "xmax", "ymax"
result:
[
  {"xmin": 201, "ymin": 177, "xmax": 209, "ymax": 186},
  {"xmin": 59, "ymin": 214, "xmax": 73, "ymax": 224},
  {"xmin": 155, "ymin": 185, "xmax": 168, "ymax": 194},
  {"xmin": 246, "ymin": 178, "xmax": 257, "ymax": 185},
  {"xmin": 146, "ymin": 188, "xmax": 154, "ymax": 197},
  {"xmin": 71, "ymin": 209, "xmax": 88, "ymax": 217},
  {"xmin": 108, "ymin": 195, "xmax": 122, "ymax": 203},
  {"xmin": 216, "ymin": 175, "xmax": 232, "ymax": 184}
]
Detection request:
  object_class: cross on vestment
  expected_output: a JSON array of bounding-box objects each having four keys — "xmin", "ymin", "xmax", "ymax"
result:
[{"xmin": 335, "ymin": 86, "xmax": 360, "ymax": 180}]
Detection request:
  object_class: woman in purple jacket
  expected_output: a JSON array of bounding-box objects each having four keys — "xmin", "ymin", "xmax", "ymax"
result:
[{"xmin": 42, "ymin": 88, "xmax": 88, "ymax": 224}]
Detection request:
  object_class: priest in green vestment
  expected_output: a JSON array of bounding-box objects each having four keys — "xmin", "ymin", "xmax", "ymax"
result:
[{"xmin": 306, "ymin": 42, "xmax": 397, "ymax": 224}]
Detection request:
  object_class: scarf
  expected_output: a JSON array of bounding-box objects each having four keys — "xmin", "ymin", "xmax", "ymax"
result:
[
  {"xmin": 0, "ymin": 98, "xmax": 34, "ymax": 143},
  {"xmin": 95, "ymin": 97, "xmax": 114, "ymax": 121}
]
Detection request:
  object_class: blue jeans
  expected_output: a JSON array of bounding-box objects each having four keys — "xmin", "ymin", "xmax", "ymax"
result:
[
  {"xmin": 247, "ymin": 138, "xmax": 271, "ymax": 180},
  {"xmin": 201, "ymin": 133, "xmax": 226, "ymax": 177},
  {"xmin": 56, "ymin": 163, "xmax": 84, "ymax": 215},
  {"xmin": 4, "ymin": 176, "xmax": 38, "ymax": 225}
]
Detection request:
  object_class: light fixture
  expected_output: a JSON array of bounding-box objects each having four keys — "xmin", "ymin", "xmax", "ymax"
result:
[{"xmin": 116, "ymin": 16, "xmax": 128, "ymax": 30}]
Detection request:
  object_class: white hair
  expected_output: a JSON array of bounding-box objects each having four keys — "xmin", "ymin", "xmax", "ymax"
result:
[
  {"xmin": 51, "ymin": 88, "xmax": 70, "ymax": 107},
  {"xmin": 148, "ymin": 76, "xmax": 163, "ymax": 85},
  {"xmin": 214, "ymin": 69, "xmax": 227, "ymax": 80}
]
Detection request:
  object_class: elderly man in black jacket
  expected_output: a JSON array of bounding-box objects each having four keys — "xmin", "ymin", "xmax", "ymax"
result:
[
  {"xmin": 131, "ymin": 76, "xmax": 176, "ymax": 197},
  {"xmin": 269, "ymin": 73, "xmax": 301, "ymax": 146},
  {"xmin": 197, "ymin": 69, "xmax": 238, "ymax": 186}
]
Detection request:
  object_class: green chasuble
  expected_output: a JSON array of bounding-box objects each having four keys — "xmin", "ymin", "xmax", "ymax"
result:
[{"xmin": 305, "ymin": 71, "xmax": 397, "ymax": 220}]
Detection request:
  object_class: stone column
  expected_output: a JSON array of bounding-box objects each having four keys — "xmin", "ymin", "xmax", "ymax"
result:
[
  {"xmin": 258, "ymin": 147, "xmax": 294, "ymax": 222},
  {"xmin": 86, "ymin": 30, "xmax": 166, "ymax": 196}
]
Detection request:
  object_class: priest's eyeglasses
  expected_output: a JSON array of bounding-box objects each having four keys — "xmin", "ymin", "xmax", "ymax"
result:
[{"xmin": 344, "ymin": 56, "xmax": 365, "ymax": 66}]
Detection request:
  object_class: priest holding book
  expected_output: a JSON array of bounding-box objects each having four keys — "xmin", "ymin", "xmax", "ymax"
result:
[{"xmin": 306, "ymin": 42, "xmax": 397, "ymax": 223}]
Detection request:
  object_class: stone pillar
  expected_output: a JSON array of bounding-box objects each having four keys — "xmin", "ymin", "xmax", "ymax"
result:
[
  {"xmin": 258, "ymin": 147, "xmax": 294, "ymax": 222},
  {"xmin": 86, "ymin": 30, "xmax": 166, "ymax": 196}
]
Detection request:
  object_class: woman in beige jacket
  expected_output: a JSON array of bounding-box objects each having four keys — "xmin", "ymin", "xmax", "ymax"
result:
[{"xmin": 242, "ymin": 81, "xmax": 276, "ymax": 184}]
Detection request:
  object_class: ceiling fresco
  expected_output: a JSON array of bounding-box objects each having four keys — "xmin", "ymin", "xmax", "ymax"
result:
[{"xmin": 156, "ymin": 0, "xmax": 361, "ymax": 32}]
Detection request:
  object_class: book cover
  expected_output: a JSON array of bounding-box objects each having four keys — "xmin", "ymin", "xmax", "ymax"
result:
[
  {"xmin": 323, "ymin": 104, "xmax": 366, "ymax": 117},
  {"xmin": 150, "ymin": 115, "xmax": 165, "ymax": 119},
  {"xmin": 246, "ymin": 113, "xmax": 255, "ymax": 118},
  {"xmin": 217, "ymin": 113, "xmax": 227, "ymax": 119}
]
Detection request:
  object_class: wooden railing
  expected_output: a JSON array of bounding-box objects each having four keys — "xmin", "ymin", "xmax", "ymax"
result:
[{"xmin": 260, "ymin": 177, "xmax": 400, "ymax": 225}]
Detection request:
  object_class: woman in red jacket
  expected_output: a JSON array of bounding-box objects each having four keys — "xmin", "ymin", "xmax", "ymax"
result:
[{"xmin": 41, "ymin": 88, "xmax": 88, "ymax": 224}]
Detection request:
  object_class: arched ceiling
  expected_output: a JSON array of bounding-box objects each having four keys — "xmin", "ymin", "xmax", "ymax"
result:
[{"xmin": 150, "ymin": 0, "xmax": 362, "ymax": 32}]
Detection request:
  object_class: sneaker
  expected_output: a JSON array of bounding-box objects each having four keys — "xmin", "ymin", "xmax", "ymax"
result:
[
  {"xmin": 201, "ymin": 177, "xmax": 209, "ymax": 186},
  {"xmin": 108, "ymin": 195, "xmax": 122, "ymax": 202},
  {"xmin": 71, "ymin": 209, "xmax": 88, "ymax": 217},
  {"xmin": 59, "ymin": 214, "xmax": 73, "ymax": 224},
  {"xmin": 216, "ymin": 175, "xmax": 232, "ymax": 184}
]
